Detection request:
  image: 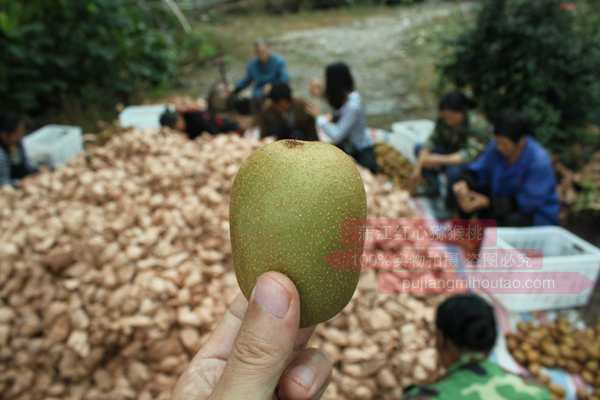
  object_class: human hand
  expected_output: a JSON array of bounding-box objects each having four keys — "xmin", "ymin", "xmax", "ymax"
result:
[
  {"xmin": 309, "ymin": 79, "xmax": 324, "ymax": 98},
  {"xmin": 411, "ymin": 165, "xmax": 423, "ymax": 183},
  {"xmin": 305, "ymin": 102, "xmax": 321, "ymax": 118},
  {"xmin": 452, "ymin": 180, "xmax": 469, "ymax": 198},
  {"xmin": 263, "ymin": 83, "xmax": 273, "ymax": 96},
  {"xmin": 453, "ymin": 181, "xmax": 488, "ymax": 213},
  {"xmin": 462, "ymin": 192, "xmax": 490, "ymax": 213},
  {"xmin": 453, "ymin": 180, "xmax": 476, "ymax": 212},
  {"xmin": 173, "ymin": 272, "xmax": 332, "ymax": 400}
]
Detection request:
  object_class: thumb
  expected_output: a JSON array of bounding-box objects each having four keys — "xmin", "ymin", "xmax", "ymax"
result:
[{"xmin": 210, "ymin": 272, "xmax": 301, "ymax": 400}]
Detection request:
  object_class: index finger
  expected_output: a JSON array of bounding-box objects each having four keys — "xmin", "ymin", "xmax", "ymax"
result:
[
  {"xmin": 194, "ymin": 293, "xmax": 248, "ymax": 362},
  {"xmin": 191, "ymin": 293, "xmax": 316, "ymax": 364}
]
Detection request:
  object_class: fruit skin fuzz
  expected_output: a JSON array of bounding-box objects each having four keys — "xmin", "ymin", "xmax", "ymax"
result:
[{"xmin": 230, "ymin": 139, "xmax": 367, "ymax": 328}]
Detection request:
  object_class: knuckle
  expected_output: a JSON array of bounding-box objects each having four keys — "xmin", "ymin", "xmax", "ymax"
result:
[
  {"xmin": 232, "ymin": 327, "xmax": 282, "ymax": 368},
  {"xmin": 174, "ymin": 360, "xmax": 223, "ymax": 400}
]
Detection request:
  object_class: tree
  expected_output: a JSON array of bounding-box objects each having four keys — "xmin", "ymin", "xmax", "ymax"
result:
[
  {"xmin": 440, "ymin": 0, "xmax": 600, "ymax": 155},
  {"xmin": 0, "ymin": 1, "xmax": 188, "ymax": 116}
]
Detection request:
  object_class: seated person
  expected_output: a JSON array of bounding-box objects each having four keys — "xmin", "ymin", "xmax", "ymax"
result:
[
  {"xmin": 0, "ymin": 113, "xmax": 36, "ymax": 187},
  {"xmin": 233, "ymin": 39, "xmax": 290, "ymax": 114},
  {"xmin": 257, "ymin": 82, "xmax": 318, "ymax": 141},
  {"xmin": 306, "ymin": 62, "xmax": 378, "ymax": 174},
  {"xmin": 159, "ymin": 106, "xmax": 239, "ymax": 140},
  {"xmin": 414, "ymin": 91, "xmax": 490, "ymax": 206},
  {"xmin": 452, "ymin": 110, "xmax": 559, "ymax": 227},
  {"xmin": 404, "ymin": 293, "xmax": 550, "ymax": 400}
]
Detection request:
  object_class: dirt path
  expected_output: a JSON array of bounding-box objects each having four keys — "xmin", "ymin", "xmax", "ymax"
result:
[{"xmin": 271, "ymin": 3, "xmax": 471, "ymax": 119}]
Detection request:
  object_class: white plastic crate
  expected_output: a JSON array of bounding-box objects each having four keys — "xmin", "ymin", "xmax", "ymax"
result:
[
  {"xmin": 388, "ymin": 119, "xmax": 435, "ymax": 163},
  {"xmin": 23, "ymin": 125, "xmax": 83, "ymax": 168},
  {"xmin": 119, "ymin": 104, "xmax": 167, "ymax": 129},
  {"xmin": 476, "ymin": 226, "xmax": 600, "ymax": 312}
]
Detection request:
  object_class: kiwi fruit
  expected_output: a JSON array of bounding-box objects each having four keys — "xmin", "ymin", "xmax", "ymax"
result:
[{"xmin": 230, "ymin": 139, "xmax": 367, "ymax": 327}]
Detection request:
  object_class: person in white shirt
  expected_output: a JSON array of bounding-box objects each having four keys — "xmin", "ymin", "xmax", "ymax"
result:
[{"xmin": 306, "ymin": 62, "xmax": 378, "ymax": 174}]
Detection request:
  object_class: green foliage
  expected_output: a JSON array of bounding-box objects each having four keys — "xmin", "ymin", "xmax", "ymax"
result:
[
  {"xmin": 575, "ymin": 180, "xmax": 600, "ymax": 212},
  {"xmin": 439, "ymin": 0, "xmax": 600, "ymax": 154},
  {"xmin": 0, "ymin": 1, "xmax": 215, "ymax": 117},
  {"xmin": 178, "ymin": 29, "xmax": 220, "ymax": 65}
]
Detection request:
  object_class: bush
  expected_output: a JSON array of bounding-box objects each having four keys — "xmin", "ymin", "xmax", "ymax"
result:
[
  {"xmin": 439, "ymin": 0, "xmax": 600, "ymax": 156},
  {"xmin": 0, "ymin": 1, "xmax": 216, "ymax": 118}
]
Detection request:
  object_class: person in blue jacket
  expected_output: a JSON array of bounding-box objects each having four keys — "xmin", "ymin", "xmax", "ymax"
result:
[
  {"xmin": 233, "ymin": 40, "xmax": 290, "ymax": 113},
  {"xmin": 452, "ymin": 110, "xmax": 559, "ymax": 226}
]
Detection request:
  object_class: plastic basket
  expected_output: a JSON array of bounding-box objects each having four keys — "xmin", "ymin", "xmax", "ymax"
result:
[
  {"xmin": 388, "ymin": 119, "xmax": 435, "ymax": 163},
  {"xmin": 23, "ymin": 125, "xmax": 83, "ymax": 168},
  {"xmin": 119, "ymin": 105, "xmax": 167, "ymax": 129},
  {"xmin": 475, "ymin": 226, "xmax": 600, "ymax": 312}
]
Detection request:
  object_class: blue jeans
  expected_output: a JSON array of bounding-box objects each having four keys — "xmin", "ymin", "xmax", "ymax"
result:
[{"xmin": 414, "ymin": 144, "xmax": 465, "ymax": 208}]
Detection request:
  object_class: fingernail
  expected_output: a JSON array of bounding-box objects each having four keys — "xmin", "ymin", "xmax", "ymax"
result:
[
  {"xmin": 253, "ymin": 275, "xmax": 290, "ymax": 319},
  {"xmin": 288, "ymin": 365, "xmax": 315, "ymax": 389}
]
